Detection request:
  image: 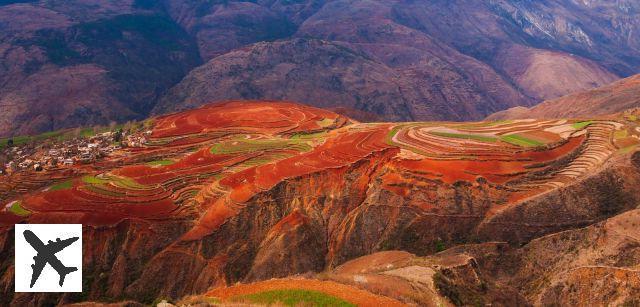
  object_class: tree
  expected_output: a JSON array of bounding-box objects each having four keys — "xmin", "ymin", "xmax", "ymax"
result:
[{"xmin": 114, "ymin": 129, "xmax": 123, "ymax": 142}]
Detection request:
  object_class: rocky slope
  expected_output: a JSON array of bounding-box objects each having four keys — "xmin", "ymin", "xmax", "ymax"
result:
[
  {"xmin": 489, "ymin": 73, "xmax": 640, "ymax": 120},
  {"xmin": 0, "ymin": 1, "xmax": 201, "ymax": 137},
  {"xmin": 495, "ymin": 44, "xmax": 618, "ymax": 100},
  {"xmin": 430, "ymin": 203, "xmax": 640, "ymax": 306},
  {"xmin": 155, "ymin": 0, "xmax": 633, "ymax": 122},
  {"xmin": 154, "ymin": 38, "xmax": 527, "ymax": 122},
  {"xmin": 2, "ymin": 101, "xmax": 640, "ymax": 305},
  {"xmin": 2, "ymin": 0, "xmax": 640, "ymax": 136}
]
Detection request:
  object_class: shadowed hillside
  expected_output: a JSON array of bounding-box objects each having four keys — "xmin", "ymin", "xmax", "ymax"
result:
[
  {"xmin": 489, "ymin": 74, "xmax": 640, "ymax": 120},
  {"xmin": 2, "ymin": 0, "xmax": 640, "ymax": 136}
]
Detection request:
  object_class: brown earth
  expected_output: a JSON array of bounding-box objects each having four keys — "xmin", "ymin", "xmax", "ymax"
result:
[
  {"xmin": 496, "ymin": 44, "xmax": 618, "ymax": 100},
  {"xmin": 438, "ymin": 205, "xmax": 640, "ymax": 306},
  {"xmin": 3, "ymin": 0, "xmax": 640, "ymax": 135},
  {"xmin": 489, "ymin": 74, "xmax": 640, "ymax": 120}
]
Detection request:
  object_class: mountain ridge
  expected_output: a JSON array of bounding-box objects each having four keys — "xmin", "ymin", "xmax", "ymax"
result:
[
  {"xmin": 1, "ymin": 0, "xmax": 639, "ymax": 136},
  {"xmin": 488, "ymin": 73, "xmax": 640, "ymax": 120}
]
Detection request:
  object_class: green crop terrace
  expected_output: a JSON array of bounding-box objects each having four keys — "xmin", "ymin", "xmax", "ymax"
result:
[
  {"xmin": 228, "ymin": 289, "xmax": 355, "ymax": 307},
  {"xmin": 81, "ymin": 175, "xmax": 147, "ymax": 190},
  {"xmin": 8, "ymin": 201, "xmax": 30, "ymax": 217},
  {"xmin": 500, "ymin": 134, "xmax": 544, "ymax": 147},
  {"xmin": 210, "ymin": 136, "xmax": 314, "ymax": 155}
]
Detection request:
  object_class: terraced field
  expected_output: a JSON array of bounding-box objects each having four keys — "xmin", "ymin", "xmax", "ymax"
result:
[
  {"xmin": 2, "ymin": 100, "xmax": 640, "ymax": 305},
  {"xmin": 6, "ymin": 102, "xmax": 629, "ymax": 228},
  {"xmin": 1, "ymin": 101, "xmax": 351, "ymax": 226}
]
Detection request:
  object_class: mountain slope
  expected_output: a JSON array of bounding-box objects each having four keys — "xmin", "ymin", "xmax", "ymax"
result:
[
  {"xmin": 495, "ymin": 44, "xmax": 618, "ymax": 100},
  {"xmin": 488, "ymin": 74, "xmax": 640, "ymax": 120},
  {"xmin": 0, "ymin": 3, "xmax": 201, "ymax": 137},
  {"xmin": 390, "ymin": 0, "xmax": 640, "ymax": 76},
  {"xmin": 153, "ymin": 38, "xmax": 527, "ymax": 122},
  {"xmin": 2, "ymin": 0, "xmax": 640, "ymax": 135},
  {"xmin": 156, "ymin": 0, "xmax": 639, "ymax": 122}
]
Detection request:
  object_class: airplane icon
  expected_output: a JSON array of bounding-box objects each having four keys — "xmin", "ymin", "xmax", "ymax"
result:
[{"xmin": 23, "ymin": 230, "xmax": 79, "ymax": 288}]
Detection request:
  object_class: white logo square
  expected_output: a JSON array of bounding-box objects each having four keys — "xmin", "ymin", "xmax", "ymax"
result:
[{"xmin": 14, "ymin": 224, "xmax": 83, "ymax": 292}]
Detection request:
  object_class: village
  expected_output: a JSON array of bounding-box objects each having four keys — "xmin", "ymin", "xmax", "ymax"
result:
[{"xmin": 0, "ymin": 128, "xmax": 151, "ymax": 176}]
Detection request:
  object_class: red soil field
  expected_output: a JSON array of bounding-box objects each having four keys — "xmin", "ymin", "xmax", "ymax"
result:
[
  {"xmin": 2, "ymin": 101, "xmax": 619, "ymax": 249},
  {"xmin": 20, "ymin": 183, "xmax": 177, "ymax": 226},
  {"xmin": 393, "ymin": 135, "xmax": 584, "ymax": 185},
  {"xmin": 182, "ymin": 125, "xmax": 395, "ymax": 240},
  {"xmin": 152, "ymin": 100, "xmax": 348, "ymax": 139}
]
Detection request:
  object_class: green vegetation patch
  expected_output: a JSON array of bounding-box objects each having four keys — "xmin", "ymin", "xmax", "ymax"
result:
[
  {"xmin": 210, "ymin": 137, "xmax": 312, "ymax": 155},
  {"xmin": 572, "ymin": 121, "xmax": 593, "ymax": 130},
  {"xmin": 146, "ymin": 159, "xmax": 175, "ymax": 166},
  {"xmin": 0, "ymin": 135, "xmax": 29, "ymax": 149},
  {"xmin": 8, "ymin": 201, "xmax": 30, "ymax": 217},
  {"xmin": 290, "ymin": 131, "xmax": 327, "ymax": 140},
  {"xmin": 430, "ymin": 132, "xmax": 497, "ymax": 143},
  {"xmin": 385, "ymin": 125, "xmax": 404, "ymax": 145},
  {"xmin": 230, "ymin": 289, "xmax": 355, "ymax": 307},
  {"xmin": 113, "ymin": 176, "xmax": 147, "ymax": 190},
  {"xmin": 500, "ymin": 134, "xmax": 544, "ymax": 147},
  {"xmin": 82, "ymin": 175, "xmax": 111, "ymax": 185},
  {"xmin": 0, "ymin": 131, "xmax": 67, "ymax": 149},
  {"xmin": 82, "ymin": 174, "xmax": 146, "ymax": 190},
  {"xmin": 50, "ymin": 180, "xmax": 73, "ymax": 191},
  {"xmin": 142, "ymin": 119, "xmax": 155, "ymax": 130},
  {"xmin": 316, "ymin": 118, "xmax": 335, "ymax": 128}
]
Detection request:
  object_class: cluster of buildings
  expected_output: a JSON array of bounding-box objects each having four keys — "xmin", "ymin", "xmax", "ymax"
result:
[
  {"xmin": 0, "ymin": 129, "xmax": 151, "ymax": 175},
  {"xmin": 124, "ymin": 133, "xmax": 149, "ymax": 148}
]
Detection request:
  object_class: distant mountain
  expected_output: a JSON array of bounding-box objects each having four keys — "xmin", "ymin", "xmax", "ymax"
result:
[
  {"xmin": 0, "ymin": 1, "xmax": 201, "ymax": 136},
  {"xmin": 153, "ymin": 38, "xmax": 529, "ymax": 122},
  {"xmin": 1, "ymin": 0, "xmax": 639, "ymax": 136},
  {"xmin": 488, "ymin": 74, "xmax": 640, "ymax": 120}
]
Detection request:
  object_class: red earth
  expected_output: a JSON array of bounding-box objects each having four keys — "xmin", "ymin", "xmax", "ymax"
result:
[
  {"xmin": 2, "ymin": 100, "xmax": 637, "ymax": 306},
  {"xmin": 2, "ymin": 101, "xmax": 613, "ymax": 232}
]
